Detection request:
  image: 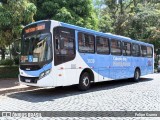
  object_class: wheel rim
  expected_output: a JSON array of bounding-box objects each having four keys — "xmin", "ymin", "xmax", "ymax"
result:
[
  {"xmin": 82, "ymin": 76, "xmax": 90, "ymax": 87},
  {"xmin": 135, "ymin": 70, "xmax": 139, "ymax": 80}
]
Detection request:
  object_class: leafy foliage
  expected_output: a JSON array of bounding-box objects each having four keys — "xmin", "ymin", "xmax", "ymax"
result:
[
  {"xmin": 98, "ymin": 0, "xmax": 160, "ymax": 49},
  {"xmin": 0, "ymin": 0, "xmax": 36, "ymax": 59},
  {"xmin": 0, "ymin": 59, "xmax": 14, "ymax": 66},
  {"xmin": 0, "ymin": 0, "xmax": 36, "ymax": 49},
  {"xmin": 34, "ymin": 0, "xmax": 98, "ymax": 30},
  {"xmin": 0, "ymin": 66, "xmax": 19, "ymax": 78}
]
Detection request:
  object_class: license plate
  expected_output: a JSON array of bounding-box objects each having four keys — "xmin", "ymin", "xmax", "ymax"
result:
[{"xmin": 25, "ymin": 79, "xmax": 31, "ymax": 83}]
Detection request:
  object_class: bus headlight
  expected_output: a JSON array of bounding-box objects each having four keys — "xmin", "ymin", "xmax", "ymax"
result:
[
  {"xmin": 39, "ymin": 69, "xmax": 51, "ymax": 79},
  {"xmin": 39, "ymin": 72, "xmax": 45, "ymax": 79},
  {"xmin": 45, "ymin": 69, "xmax": 51, "ymax": 75}
]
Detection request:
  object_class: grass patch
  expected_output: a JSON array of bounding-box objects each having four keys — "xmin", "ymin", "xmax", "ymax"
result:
[{"xmin": 0, "ymin": 66, "xmax": 19, "ymax": 78}]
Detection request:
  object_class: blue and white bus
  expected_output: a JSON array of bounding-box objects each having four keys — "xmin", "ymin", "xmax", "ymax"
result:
[{"xmin": 19, "ymin": 20, "xmax": 154, "ymax": 90}]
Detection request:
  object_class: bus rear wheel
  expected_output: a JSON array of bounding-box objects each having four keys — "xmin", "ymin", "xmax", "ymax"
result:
[
  {"xmin": 133, "ymin": 69, "xmax": 140, "ymax": 82},
  {"xmin": 78, "ymin": 72, "xmax": 91, "ymax": 91}
]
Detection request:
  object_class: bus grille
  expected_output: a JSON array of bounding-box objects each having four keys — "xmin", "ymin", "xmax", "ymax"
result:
[
  {"xmin": 20, "ymin": 65, "xmax": 41, "ymax": 71},
  {"xmin": 20, "ymin": 76, "xmax": 39, "ymax": 83}
]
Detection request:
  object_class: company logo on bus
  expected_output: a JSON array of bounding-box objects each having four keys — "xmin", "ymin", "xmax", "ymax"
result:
[{"xmin": 25, "ymin": 24, "xmax": 45, "ymax": 34}]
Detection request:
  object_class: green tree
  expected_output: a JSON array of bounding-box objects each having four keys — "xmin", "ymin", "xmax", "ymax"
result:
[
  {"xmin": 34, "ymin": 0, "xmax": 98, "ymax": 30},
  {"xmin": 124, "ymin": 1, "xmax": 160, "ymax": 49},
  {"xmin": 98, "ymin": 0, "xmax": 160, "ymax": 49},
  {"xmin": 0, "ymin": 0, "xmax": 36, "ymax": 59}
]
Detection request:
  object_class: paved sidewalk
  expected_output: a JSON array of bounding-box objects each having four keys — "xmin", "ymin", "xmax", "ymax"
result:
[{"xmin": 0, "ymin": 78, "xmax": 38, "ymax": 95}]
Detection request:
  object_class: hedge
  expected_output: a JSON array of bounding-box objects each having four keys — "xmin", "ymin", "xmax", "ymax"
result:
[{"xmin": 0, "ymin": 66, "xmax": 19, "ymax": 78}]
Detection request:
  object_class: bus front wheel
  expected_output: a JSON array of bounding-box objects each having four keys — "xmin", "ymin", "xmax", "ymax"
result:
[
  {"xmin": 78, "ymin": 72, "xmax": 91, "ymax": 91},
  {"xmin": 133, "ymin": 69, "xmax": 140, "ymax": 82}
]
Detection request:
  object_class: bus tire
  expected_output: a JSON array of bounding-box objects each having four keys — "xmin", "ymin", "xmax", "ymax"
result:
[
  {"xmin": 133, "ymin": 68, "xmax": 140, "ymax": 82},
  {"xmin": 78, "ymin": 72, "xmax": 91, "ymax": 91}
]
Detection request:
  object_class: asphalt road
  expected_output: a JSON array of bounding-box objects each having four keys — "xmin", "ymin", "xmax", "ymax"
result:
[{"xmin": 0, "ymin": 73, "xmax": 160, "ymax": 120}]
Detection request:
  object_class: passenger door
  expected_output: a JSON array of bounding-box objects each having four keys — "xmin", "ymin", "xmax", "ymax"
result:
[
  {"xmin": 122, "ymin": 41, "xmax": 132, "ymax": 78},
  {"xmin": 53, "ymin": 27, "xmax": 76, "ymax": 86},
  {"xmin": 110, "ymin": 39, "xmax": 124, "ymax": 79},
  {"xmin": 96, "ymin": 36, "xmax": 110, "ymax": 81}
]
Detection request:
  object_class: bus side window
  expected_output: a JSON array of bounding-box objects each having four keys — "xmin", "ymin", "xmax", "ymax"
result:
[
  {"xmin": 96, "ymin": 36, "xmax": 109, "ymax": 54},
  {"xmin": 78, "ymin": 32, "xmax": 95, "ymax": 53},
  {"xmin": 141, "ymin": 45, "xmax": 147, "ymax": 57},
  {"xmin": 147, "ymin": 46, "xmax": 153, "ymax": 58},
  {"xmin": 122, "ymin": 42, "xmax": 131, "ymax": 56},
  {"xmin": 132, "ymin": 44, "xmax": 140, "ymax": 57},
  {"xmin": 53, "ymin": 26, "xmax": 76, "ymax": 66},
  {"xmin": 54, "ymin": 27, "xmax": 75, "ymax": 55},
  {"xmin": 111, "ymin": 39, "xmax": 121, "ymax": 55}
]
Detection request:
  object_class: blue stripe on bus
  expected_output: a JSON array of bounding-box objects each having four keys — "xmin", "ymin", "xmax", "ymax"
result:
[
  {"xmin": 23, "ymin": 63, "xmax": 52, "ymax": 77},
  {"xmin": 79, "ymin": 53, "xmax": 153, "ymax": 79}
]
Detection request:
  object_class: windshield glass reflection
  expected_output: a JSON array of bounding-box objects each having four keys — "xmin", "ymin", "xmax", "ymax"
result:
[{"xmin": 21, "ymin": 33, "xmax": 52, "ymax": 63}]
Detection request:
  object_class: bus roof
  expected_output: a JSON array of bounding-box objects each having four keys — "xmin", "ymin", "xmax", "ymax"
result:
[
  {"xmin": 25, "ymin": 20, "xmax": 49, "ymax": 27},
  {"xmin": 26, "ymin": 20, "xmax": 153, "ymax": 47},
  {"xmin": 58, "ymin": 21, "xmax": 153, "ymax": 47}
]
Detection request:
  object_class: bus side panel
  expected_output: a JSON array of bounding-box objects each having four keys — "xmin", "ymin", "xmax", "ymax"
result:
[
  {"xmin": 147, "ymin": 58, "xmax": 154, "ymax": 74},
  {"xmin": 79, "ymin": 53, "xmax": 124, "ymax": 82},
  {"xmin": 52, "ymin": 55, "xmax": 78, "ymax": 87},
  {"xmin": 131, "ymin": 57, "xmax": 139, "ymax": 75},
  {"xmin": 131, "ymin": 57, "xmax": 153, "ymax": 76},
  {"xmin": 122, "ymin": 56, "xmax": 133, "ymax": 78},
  {"xmin": 52, "ymin": 51, "xmax": 99, "ymax": 87},
  {"xmin": 110, "ymin": 56, "xmax": 126, "ymax": 79},
  {"xmin": 96, "ymin": 54, "xmax": 111, "ymax": 81},
  {"xmin": 140, "ymin": 57, "xmax": 145, "ymax": 75},
  {"xmin": 78, "ymin": 53, "xmax": 99, "ymax": 82},
  {"xmin": 141, "ymin": 57, "xmax": 154, "ymax": 75}
]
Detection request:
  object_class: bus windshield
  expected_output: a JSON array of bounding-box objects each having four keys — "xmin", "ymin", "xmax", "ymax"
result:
[{"xmin": 21, "ymin": 32, "xmax": 52, "ymax": 63}]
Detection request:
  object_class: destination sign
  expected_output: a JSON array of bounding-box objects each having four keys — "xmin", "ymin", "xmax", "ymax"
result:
[{"xmin": 25, "ymin": 24, "xmax": 45, "ymax": 34}]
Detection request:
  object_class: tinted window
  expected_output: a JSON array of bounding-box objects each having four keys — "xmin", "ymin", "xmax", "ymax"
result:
[
  {"xmin": 78, "ymin": 32, "xmax": 95, "ymax": 53},
  {"xmin": 147, "ymin": 46, "xmax": 153, "ymax": 58},
  {"xmin": 54, "ymin": 27, "xmax": 75, "ymax": 65},
  {"xmin": 54, "ymin": 27, "xmax": 75, "ymax": 55},
  {"xmin": 21, "ymin": 33, "xmax": 52, "ymax": 63},
  {"xmin": 96, "ymin": 36, "xmax": 109, "ymax": 54},
  {"xmin": 132, "ymin": 44, "xmax": 140, "ymax": 57},
  {"xmin": 122, "ymin": 42, "xmax": 131, "ymax": 56},
  {"xmin": 111, "ymin": 39, "xmax": 121, "ymax": 55},
  {"xmin": 141, "ymin": 45, "xmax": 147, "ymax": 57}
]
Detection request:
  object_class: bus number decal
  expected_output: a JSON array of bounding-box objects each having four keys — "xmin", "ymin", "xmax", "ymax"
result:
[{"xmin": 87, "ymin": 59, "xmax": 95, "ymax": 63}]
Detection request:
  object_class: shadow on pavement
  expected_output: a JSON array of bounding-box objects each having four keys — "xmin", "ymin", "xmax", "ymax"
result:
[{"xmin": 7, "ymin": 77, "xmax": 153, "ymax": 103}]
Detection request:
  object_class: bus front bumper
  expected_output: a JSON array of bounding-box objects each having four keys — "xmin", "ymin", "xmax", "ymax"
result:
[{"xmin": 18, "ymin": 74, "xmax": 55, "ymax": 88}]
